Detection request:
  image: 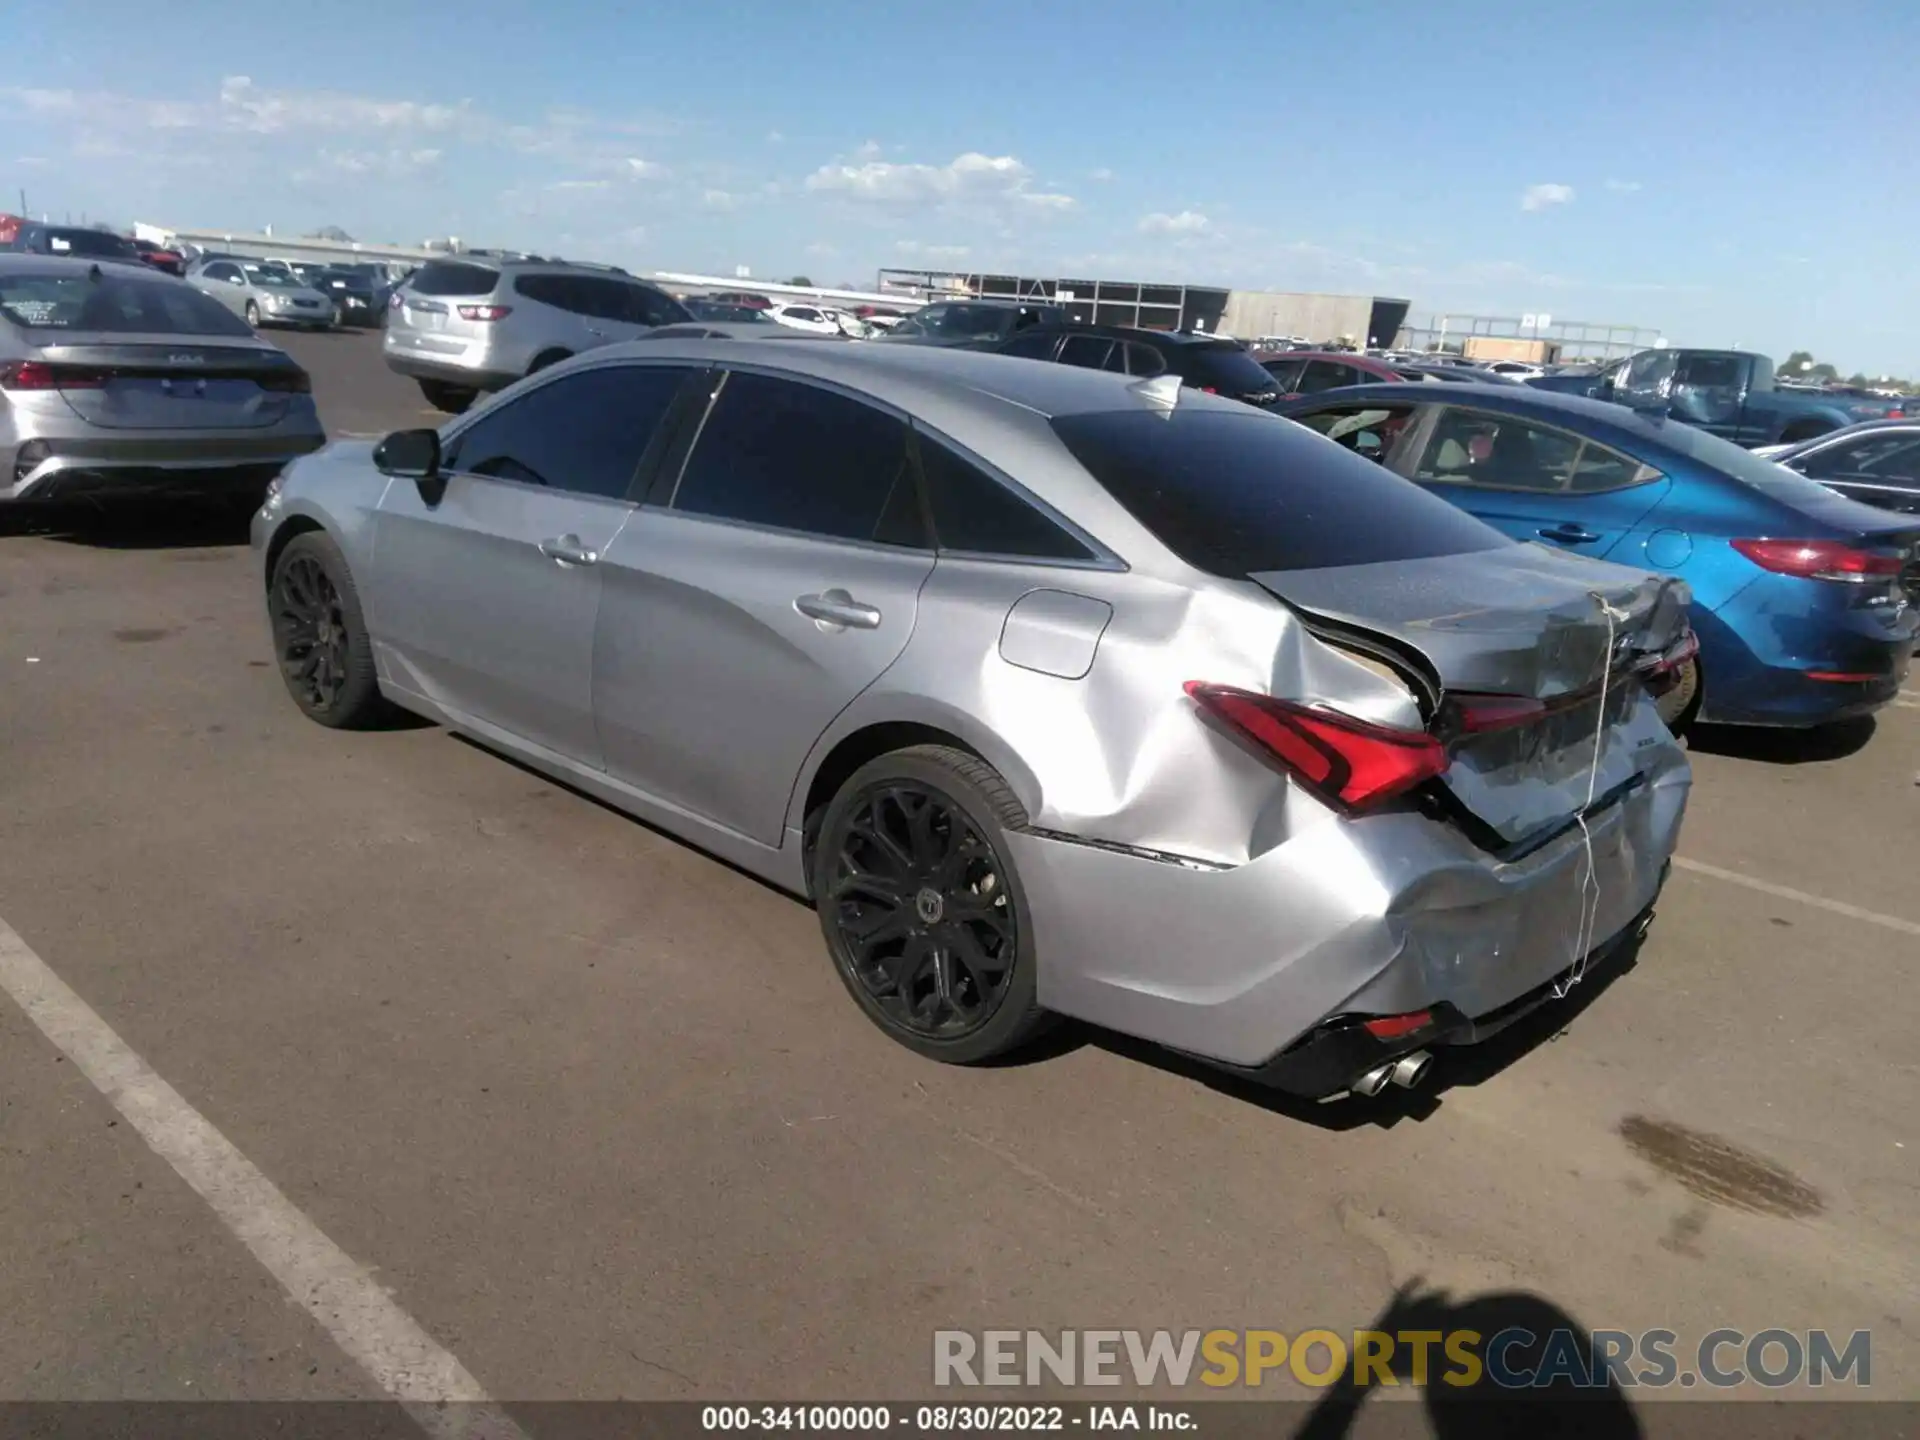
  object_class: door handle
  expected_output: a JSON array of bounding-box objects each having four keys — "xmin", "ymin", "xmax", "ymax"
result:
[
  {"xmin": 538, "ymin": 534, "xmax": 599, "ymax": 566},
  {"xmin": 795, "ymin": 588, "xmax": 882, "ymax": 630},
  {"xmin": 1538, "ymin": 524, "xmax": 1601, "ymax": 545}
]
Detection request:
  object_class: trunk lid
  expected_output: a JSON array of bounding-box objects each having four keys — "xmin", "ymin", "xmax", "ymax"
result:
[
  {"xmin": 32, "ymin": 339, "xmax": 301, "ymax": 430},
  {"xmin": 1252, "ymin": 544, "xmax": 1692, "ymax": 848}
]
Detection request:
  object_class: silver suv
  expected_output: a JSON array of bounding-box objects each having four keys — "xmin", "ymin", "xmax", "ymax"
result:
[{"xmin": 382, "ymin": 256, "xmax": 690, "ymax": 412}]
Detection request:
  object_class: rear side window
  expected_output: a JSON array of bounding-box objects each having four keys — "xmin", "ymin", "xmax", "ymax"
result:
[
  {"xmin": 446, "ymin": 365, "xmax": 692, "ymax": 500},
  {"xmin": 1051, "ymin": 409, "xmax": 1510, "ymax": 575},
  {"xmin": 626, "ymin": 285, "xmax": 689, "ymax": 327},
  {"xmin": 916, "ymin": 433, "xmax": 1097, "ymax": 562},
  {"xmin": 1059, "ymin": 335, "xmax": 1114, "ymax": 370},
  {"xmin": 410, "ymin": 262, "xmax": 500, "ymax": 297},
  {"xmin": 0, "ymin": 272, "xmax": 253, "ymax": 336},
  {"xmin": 1123, "ymin": 343, "xmax": 1166, "ymax": 377},
  {"xmin": 997, "ymin": 331, "xmax": 1059, "ymax": 360},
  {"xmin": 672, "ymin": 372, "xmax": 917, "ymax": 544}
]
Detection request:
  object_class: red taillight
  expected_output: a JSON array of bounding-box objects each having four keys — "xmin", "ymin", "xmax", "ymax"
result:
[
  {"xmin": 254, "ymin": 369, "xmax": 311, "ymax": 394},
  {"xmin": 0, "ymin": 361, "xmax": 107, "ymax": 391},
  {"xmin": 1200, "ymin": 385, "xmax": 1218, "ymax": 394},
  {"xmin": 457, "ymin": 304, "xmax": 511, "ymax": 322},
  {"xmin": 1362, "ymin": 1010, "xmax": 1433, "ymax": 1041},
  {"xmin": 1806, "ymin": 669, "xmax": 1884, "ymax": 683},
  {"xmin": 1889, "ymin": 410, "xmax": 1905, "ymax": 419},
  {"xmin": 1730, "ymin": 537, "xmax": 1902, "ymax": 582},
  {"xmin": 1184, "ymin": 682, "xmax": 1448, "ymax": 811},
  {"xmin": 1451, "ymin": 694, "xmax": 1548, "ymax": 733}
]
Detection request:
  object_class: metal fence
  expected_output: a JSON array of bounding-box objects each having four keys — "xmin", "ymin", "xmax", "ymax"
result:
[{"xmin": 1394, "ymin": 314, "xmax": 1663, "ymax": 363}]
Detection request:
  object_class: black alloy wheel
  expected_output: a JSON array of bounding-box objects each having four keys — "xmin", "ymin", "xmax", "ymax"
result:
[
  {"xmin": 815, "ymin": 746, "xmax": 1049, "ymax": 1063},
  {"xmin": 267, "ymin": 532, "xmax": 384, "ymax": 728}
]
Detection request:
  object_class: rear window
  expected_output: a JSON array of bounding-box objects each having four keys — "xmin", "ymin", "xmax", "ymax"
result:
[
  {"xmin": 1185, "ymin": 343, "xmax": 1284, "ymax": 393},
  {"xmin": 1051, "ymin": 408, "xmax": 1512, "ymax": 575},
  {"xmin": 0, "ymin": 271, "xmax": 254, "ymax": 336},
  {"xmin": 408, "ymin": 261, "xmax": 500, "ymax": 297}
]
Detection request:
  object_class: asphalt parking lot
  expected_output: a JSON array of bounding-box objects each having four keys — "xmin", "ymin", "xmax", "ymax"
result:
[{"xmin": 0, "ymin": 327, "xmax": 1916, "ymax": 1429}]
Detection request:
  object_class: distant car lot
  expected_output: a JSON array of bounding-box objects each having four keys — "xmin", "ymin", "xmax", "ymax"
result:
[{"xmin": 0, "ymin": 325, "xmax": 1916, "ymax": 1417}]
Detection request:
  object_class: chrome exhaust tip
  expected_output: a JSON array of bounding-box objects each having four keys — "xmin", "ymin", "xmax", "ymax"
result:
[
  {"xmin": 1350, "ymin": 1063, "xmax": 1393, "ymax": 1098},
  {"xmin": 1388, "ymin": 1050, "xmax": 1434, "ymax": 1090}
]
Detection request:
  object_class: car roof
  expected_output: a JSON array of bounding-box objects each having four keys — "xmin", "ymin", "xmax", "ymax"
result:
[
  {"xmin": 0, "ymin": 253, "xmax": 170, "ymax": 280},
  {"xmin": 1284, "ymin": 380, "xmax": 1700, "ymax": 446}
]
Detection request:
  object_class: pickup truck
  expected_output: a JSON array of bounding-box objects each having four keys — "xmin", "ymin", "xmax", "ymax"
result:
[{"xmin": 1527, "ymin": 348, "xmax": 1905, "ymax": 447}]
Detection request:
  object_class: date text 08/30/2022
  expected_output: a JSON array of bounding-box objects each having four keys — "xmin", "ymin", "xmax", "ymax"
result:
[{"xmin": 702, "ymin": 1406, "xmax": 1192, "ymax": 1432}]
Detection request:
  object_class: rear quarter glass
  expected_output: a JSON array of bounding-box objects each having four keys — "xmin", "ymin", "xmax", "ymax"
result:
[
  {"xmin": 407, "ymin": 262, "xmax": 501, "ymax": 297},
  {"xmin": 1051, "ymin": 409, "xmax": 1513, "ymax": 575},
  {"xmin": 1191, "ymin": 344, "xmax": 1285, "ymax": 392}
]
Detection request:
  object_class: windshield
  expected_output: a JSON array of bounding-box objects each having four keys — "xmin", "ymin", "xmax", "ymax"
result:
[
  {"xmin": 0, "ymin": 271, "xmax": 256, "ymax": 336},
  {"xmin": 244, "ymin": 266, "xmax": 299, "ymax": 287},
  {"xmin": 1646, "ymin": 414, "xmax": 1888, "ymax": 506}
]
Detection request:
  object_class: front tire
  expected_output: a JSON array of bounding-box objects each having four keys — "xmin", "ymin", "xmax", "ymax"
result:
[
  {"xmin": 813, "ymin": 745, "xmax": 1050, "ymax": 1065},
  {"xmin": 268, "ymin": 531, "xmax": 387, "ymax": 729},
  {"xmin": 417, "ymin": 379, "xmax": 475, "ymax": 414}
]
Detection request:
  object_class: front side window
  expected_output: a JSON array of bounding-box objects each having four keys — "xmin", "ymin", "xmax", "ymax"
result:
[
  {"xmin": 446, "ymin": 365, "xmax": 692, "ymax": 499},
  {"xmin": 1622, "ymin": 350, "xmax": 1676, "ymax": 391},
  {"xmin": 892, "ymin": 305, "xmax": 943, "ymax": 337},
  {"xmin": 1295, "ymin": 360, "xmax": 1359, "ymax": 394},
  {"xmin": 917, "ymin": 433, "xmax": 1096, "ymax": 561},
  {"xmin": 671, "ymin": 372, "xmax": 917, "ymax": 544},
  {"xmin": 1414, "ymin": 408, "xmax": 1653, "ymax": 493},
  {"xmin": 627, "ymin": 285, "xmax": 689, "ymax": 327},
  {"xmin": 1293, "ymin": 404, "xmax": 1419, "ymax": 464}
]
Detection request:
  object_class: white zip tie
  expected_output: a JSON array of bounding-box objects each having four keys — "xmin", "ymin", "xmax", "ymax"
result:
[{"xmin": 1554, "ymin": 592, "xmax": 1631, "ymax": 1000}]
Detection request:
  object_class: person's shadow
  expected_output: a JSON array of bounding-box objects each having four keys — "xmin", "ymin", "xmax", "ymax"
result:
[{"xmin": 1293, "ymin": 1283, "xmax": 1643, "ymax": 1439}]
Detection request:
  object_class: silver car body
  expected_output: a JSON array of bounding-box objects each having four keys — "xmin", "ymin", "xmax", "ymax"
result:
[
  {"xmin": 1, "ymin": 255, "xmax": 325, "ymax": 502},
  {"xmin": 188, "ymin": 258, "xmax": 336, "ymax": 329},
  {"xmin": 254, "ymin": 340, "xmax": 1692, "ymax": 1083},
  {"xmin": 382, "ymin": 257, "xmax": 689, "ymax": 397}
]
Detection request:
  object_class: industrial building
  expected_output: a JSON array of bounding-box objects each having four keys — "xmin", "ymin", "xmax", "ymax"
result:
[{"xmin": 876, "ymin": 268, "xmax": 1411, "ymax": 348}]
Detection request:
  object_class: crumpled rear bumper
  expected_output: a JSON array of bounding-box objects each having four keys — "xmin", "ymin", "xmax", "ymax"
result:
[{"xmin": 1008, "ymin": 751, "xmax": 1689, "ymax": 1086}]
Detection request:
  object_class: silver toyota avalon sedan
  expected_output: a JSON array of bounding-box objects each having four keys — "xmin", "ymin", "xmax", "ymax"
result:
[{"xmin": 252, "ymin": 339, "xmax": 1695, "ymax": 1098}]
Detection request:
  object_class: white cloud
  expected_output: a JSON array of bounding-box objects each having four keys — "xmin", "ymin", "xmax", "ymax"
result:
[
  {"xmin": 624, "ymin": 157, "xmax": 669, "ymax": 179},
  {"xmin": 804, "ymin": 150, "xmax": 1075, "ymax": 216},
  {"xmin": 896, "ymin": 240, "xmax": 972, "ymax": 260},
  {"xmin": 1519, "ymin": 183, "xmax": 1575, "ymax": 212},
  {"xmin": 320, "ymin": 147, "xmax": 443, "ymax": 178},
  {"xmin": 1138, "ymin": 210, "xmax": 1211, "ymax": 236},
  {"xmin": 1605, "ymin": 178, "xmax": 1643, "ymax": 193},
  {"xmin": 805, "ymin": 241, "xmax": 839, "ymax": 257},
  {"xmin": 218, "ymin": 76, "xmax": 471, "ymax": 135},
  {"xmin": 854, "ymin": 139, "xmax": 883, "ymax": 159},
  {"xmin": 702, "ymin": 188, "xmax": 740, "ymax": 210},
  {"xmin": 14, "ymin": 155, "xmax": 50, "ymax": 167},
  {"xmin": 767, "ymin": 130, "xmax": 786, "ymax": 143},
  {"xmin": 1089, "ymin": 167, "xmax": 1114, "ymax": 181},
  {"xmin": 547, "ymin": 179, "xmax": 610, "ymax": 191}
]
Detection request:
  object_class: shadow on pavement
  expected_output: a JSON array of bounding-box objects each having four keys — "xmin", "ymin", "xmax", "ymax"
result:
[
  {"xmin": 1687, "ymin": 714, "xmax": 1876, "ymax": 763},
  {"xmin": 1, "ymin": 498, "xmax": 256, "ymax": 551},
  {"xmin": 1292, "ymin": 1282, "xmax": 1643, "ymax": 1439}
]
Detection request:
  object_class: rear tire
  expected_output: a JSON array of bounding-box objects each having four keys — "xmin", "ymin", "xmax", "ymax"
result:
[
  {"xmin": 1656, "ymin": 656, "xmax": 1703, "ymax": 736},
  {"xmin": 267, "ymin": 531, "xmax": 388, "ymax": 730},
  {"xmin": 417, "ymin": 379, "xmax": 475, "ymax": 414},
  {"xmin": 813, "ymin": 745, "xmax": 1051, "ymax": 1065}
]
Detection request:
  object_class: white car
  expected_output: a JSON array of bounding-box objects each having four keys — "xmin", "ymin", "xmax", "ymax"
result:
[
  {"xmin": 765, "ymin": 303, "xmax": 844, "ymax": 337},
  {"xmin": 1485, "ymin": 361, "xmax": 1546, "ymax": 381}
]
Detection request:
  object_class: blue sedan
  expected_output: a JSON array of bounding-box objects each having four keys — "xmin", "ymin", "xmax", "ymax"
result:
[{"xmin": 1277, "ymin": 384, "xmax": 1918, "ymax": 730}]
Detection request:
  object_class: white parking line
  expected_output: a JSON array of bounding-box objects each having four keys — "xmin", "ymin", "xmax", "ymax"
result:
[
  {"xmin": 1892, "ymin": 695, "xmax": 1920, "ymax": 710},
  {"xmin": 1673, "ymin": 857, "xmax": 1920, "ymax": 938},
  {"xmin": 0, "ymin": 916, "xmax": 527, "ymax": 1440}
]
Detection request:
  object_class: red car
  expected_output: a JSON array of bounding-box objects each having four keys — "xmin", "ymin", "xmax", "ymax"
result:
[
  {"xmin": 131, "ymin": 237, "xmax": 186, "ymax": 276},
  {"xmin": 1253, "ymin": 348, "xmax": 1405, "ymax": 398}
]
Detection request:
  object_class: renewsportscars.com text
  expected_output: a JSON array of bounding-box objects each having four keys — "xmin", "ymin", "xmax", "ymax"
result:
[{"xmin": 933, "ymin": 1328, "xmax": 1871, "ymax": 1390}]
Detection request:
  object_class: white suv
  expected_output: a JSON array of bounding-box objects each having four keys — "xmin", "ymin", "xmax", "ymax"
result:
[{"xmin": 383, "ymin": 256, "xmax": 690, "ymax": 412}]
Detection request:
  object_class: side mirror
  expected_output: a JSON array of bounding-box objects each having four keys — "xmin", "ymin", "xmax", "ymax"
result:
[
  {"xmin": 374, "ymin": 428, "xmax": 445, "ymax": 505},
  {"xmin": 229, "ymin": 274, "xmax": 245, "ymax": 286}
]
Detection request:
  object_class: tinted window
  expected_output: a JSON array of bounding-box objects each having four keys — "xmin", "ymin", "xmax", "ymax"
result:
[
  {"xmin": 0, "ymin": 271, "xmax": 254, "ymax": 336},
  {"xmin": 1295, "ymin": 360, "xmax": 1359, "ymax": 394},
  {"xmin": 673, "ymin": 372, "xmax": 915, "ymax": 543},
  {"xmin": 446, "ymin": 365, "xmax": 689, "ymax": 499},
  {"xmin": 1185, "ymin": 343, "xmax": 1282, "ymax": 394},
  {"xmin": 203, "ymin": 262, "xmax": 238, "ymax": 282},
  {"xmin": 36, "ymin": 228, "xmax": 136, "ymax": 259},
  {"xmin": 1798, "ymin": 432, "xmax": 1920, "ymax": 482},
  {"xmin": 514, "ymin": 273, "xmax": 580, "ymax": 311},
  {"xmin": 917, "ymin": 433, "xmax": 1096, "ymax": 561},
  {"xmin": 1263, "ymin": 357, "xmax": 1307, "ymax": 390},
  {"xmin": 627, "ymin": 285, "xmax": 689, "ymax": 327},
  {"xmin": 892, "ymin": 306, "xmax": 943, "ymax": 337},
  {"xmin": 1059, "ymin": 335, "xmax": 1114, "ymax": 370},
  {"xmin": 1052, "ymin": 409, "xmax": 1509, "ymax": 575},
  {"xmin": 1124, "ymin": 343, "xmax": 1167, "ymax": 377},
  {"xmin": 1621, "ymin": 350, "xmax": 1675, "ymax": 390},
  {"xmin": 998, "ymin": 331, "xmax": 1059, "ymax": 360},
  {"xmin": 1675, "ymin": 354, "xmax": 1746, "ymax": 389},
  {"xmin": 411, "ymin": 262, "xmax": 500, "ymax": 297}
]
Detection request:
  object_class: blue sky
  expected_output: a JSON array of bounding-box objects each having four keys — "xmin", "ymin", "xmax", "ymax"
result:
[{"xmin": 8, "ymin": 0, "xmax": 1918, "ymax": 372}]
